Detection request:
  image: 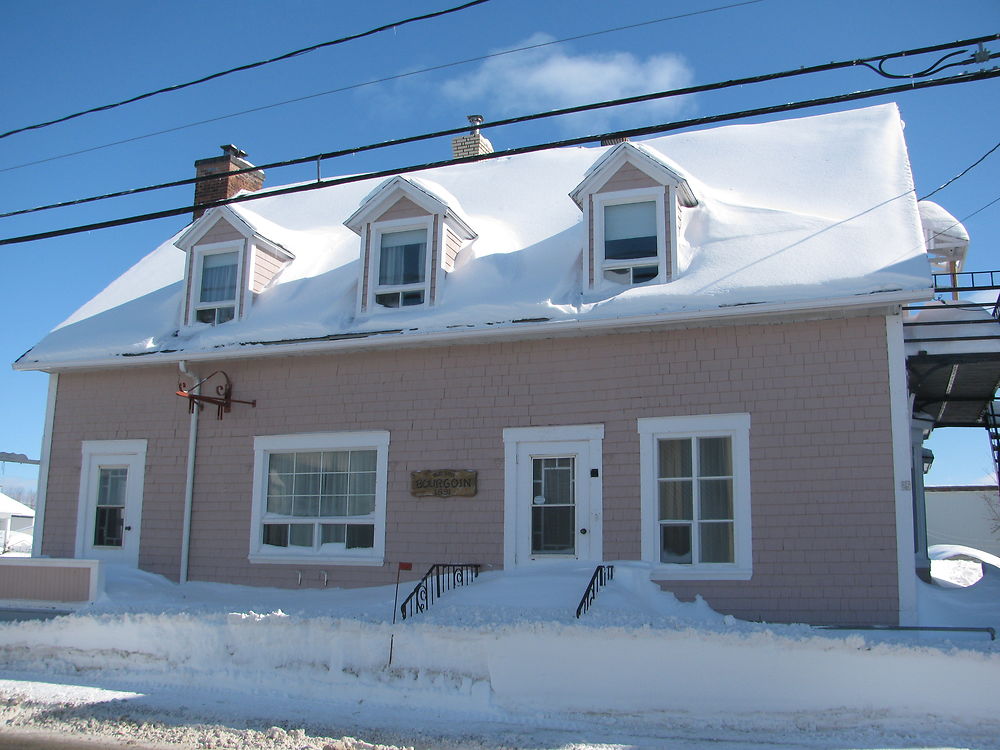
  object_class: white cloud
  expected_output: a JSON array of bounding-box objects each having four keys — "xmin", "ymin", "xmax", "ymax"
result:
[{"xmin": 441, "ymin": 34, "xmax": 694, "ymax": 132}]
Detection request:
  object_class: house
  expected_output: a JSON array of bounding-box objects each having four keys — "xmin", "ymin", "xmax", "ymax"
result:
[
  {"xmin": 16, "ymin": 103, "xmax": 995, "ymax": 626},
  {"xmin": 0, "ymin": 491, "xmax": 35, "ymax": 552}
]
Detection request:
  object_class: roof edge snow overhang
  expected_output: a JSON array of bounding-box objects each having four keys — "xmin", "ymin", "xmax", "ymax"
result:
[{"xmin": 14, "ymin": 287, "xmax": 932, "ymax": 374}]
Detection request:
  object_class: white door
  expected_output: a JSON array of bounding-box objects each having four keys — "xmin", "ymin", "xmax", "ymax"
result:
[
  {"xmin": 503, "ymin": 426, "xmax": 604, "ymax": 568},
  {"xmin": 77, "ymin": 440, "xmax": 146, "ymax": 566}
]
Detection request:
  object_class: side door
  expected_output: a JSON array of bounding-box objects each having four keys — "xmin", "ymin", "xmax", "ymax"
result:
[{"xmin": 76, "ymin": 440, "xmax": 147, "ymax": 566}]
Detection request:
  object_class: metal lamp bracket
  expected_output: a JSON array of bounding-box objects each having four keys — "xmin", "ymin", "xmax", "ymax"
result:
[{"xmin": 176, "ymin": 370, "xmax": 256, "ymax": 420}]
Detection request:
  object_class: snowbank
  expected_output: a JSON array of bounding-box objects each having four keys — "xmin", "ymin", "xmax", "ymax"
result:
[{"xmin": 1, "ymin": 563, "xmax": 998, "ymax": 731}]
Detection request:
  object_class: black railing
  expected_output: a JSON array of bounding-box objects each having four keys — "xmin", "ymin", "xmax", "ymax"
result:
[
  {"xmin": 988, "ymin": 401, "xmax": 1000, "ymax": 486},
  {"xmin": 399, "ymin": 563, "xmax": 480, "ymax": 620},
  {"xmin": 576, "ymin": 564, "xmax": 614, "ymax": 618},
  {"xmin": 933, "ymin": 270, "xmax": 1000, "ymax": 293}
]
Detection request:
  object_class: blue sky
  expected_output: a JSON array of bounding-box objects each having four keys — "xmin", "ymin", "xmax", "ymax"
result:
[{"xmin": 1, "ymin": 0, "xmax": 998, "ymax": 493}]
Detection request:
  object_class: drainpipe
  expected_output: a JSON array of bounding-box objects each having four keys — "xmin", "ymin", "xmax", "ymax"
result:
[{"xmin": 178, "ymin": 361, "xmax": 200, "ymax": 584}]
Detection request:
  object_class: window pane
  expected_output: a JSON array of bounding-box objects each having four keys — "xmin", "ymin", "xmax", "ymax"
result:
[
  {"xmin": 289, "ymin": 524, "xmax": 313, "ymax": 547},
  {"xmin": 542, "ymin": 459, "xmax": 574, "ymax": 505},
  {"xmin": 295, "ymin": 452, "xmax": 323, "ymax": 472},
  {"xmin": 320, "ymin": 496, "xmax": 348, "ymax": 517},
  {"xmin": 350, "ymin": 450, "xmax": 377, "ymax": 472},
  {"xmin": 401, "ymin": 290, "xmax": 425, "ymax": 306},
  {"xmin": 200, "ymin": 252, "xmax": 238, "ymax": 303},
  {"xmin": 700, "ymin": 522, "xmax": 734, "ymax": 563},
  {"xmin": 700, "ymin": 479, "xmax": 733, "ymax": 520},
  {"xmin": 269, "ymin": 453, "xmax": 295, "ymax": 474},
  {"xmin": 321, "ymin": 524, "xmax": 346, "ymax": 544},
  {"xmin": 93, "ymin": 506, "xmax": 123, "ymax": 547},
  {"xmin": 347, "ymin": 495, "xmax": 375, "ymax": 516},
  {"xmin": 324, "ymin": 451, "xmax": 350, "ymax": 472},
  {"xmin": 379, "ymin": 230, "xmax": 426, "ymax": 285},
  {"xmin": 604, "ymin": 268, "xmax": 632, "ymax": 285},
  {"xmin": 631, "ymin": 265, "xmax": 659, "ymax": 284},
  {"xmin": 263, "ymin": 524, "xmax": 288, "ymax": 547},
  {"xmin": 658, "ymin": 439, "xmax": 691, "ymax": 478},
  {"xmin": 322, "ymin": 473, "xmax": 349, "ymax": 497},
  {"xmin": 605, "ymin": 202, "xmax": 657, "ymax": 260},
  {"xmin": 266, "ymin": 495, "xmax": 292, "ymax": 516},
  {"xmin": 699, "ymin": 437, "xmax": 732, "ymax": 477},
  {"xmin": 292, "ymin": 496, "xmax": 319, "ymax": 516},
  {"xmin": 531, "ymin": 505, "xmax": 575, "ymax": 554},
  {"xmin": 97, "ymin": 467, "xmax": 127, "ymax": 507},
  {"xmin": 375, "ymin": 292, "xmax": 401, "ymax": 308},
  {"xmin": 660, "ymin": 524, "xmax": 692, "ymax": 564},
  {"xmin": 346, "ymin": 524, "xmax": 375, "ymax": 549},
  {"xmin": 658, "ymin": 480, "xmax": 692, "ymax": 520},
  {"xmin": 216, "ymin": 306, "xmax": 235, "ymax": 324},
  {"xmin": 293, "ymin": 473, "xmax": 321, "ymax": 496}
]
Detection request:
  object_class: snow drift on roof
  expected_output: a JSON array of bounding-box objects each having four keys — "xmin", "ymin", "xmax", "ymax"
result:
[{"xmin": 18, "ymin": 104, "xmax": 934, "ymax": 369}]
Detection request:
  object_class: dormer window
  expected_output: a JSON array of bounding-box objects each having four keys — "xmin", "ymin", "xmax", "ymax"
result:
[
  {"xmin": 602, "ymin": 199, "xmax": 660, "ymax": 285},
  {"xmin": 375, "ymin": 227, "xmax": 428, "ymax": 308},
  {"xmin": 194, "ymin": 248, "xmax": 240, "ymax": 324},
  {"xmin": 569, "ymin": 141, "xmax": 697, "ymax": 294},
  {"xmin": 345, "ymin": 175, "xmax": 477, "ymax": 315},
  {"xmin": 175, "ymin": 207, "xmax": 295, "ymax": 327}
]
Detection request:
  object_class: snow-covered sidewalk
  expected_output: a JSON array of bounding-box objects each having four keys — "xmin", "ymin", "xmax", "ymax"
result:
[{"xmin": 0, "ymin": 562, "xmax": 998, "ymax": 749}]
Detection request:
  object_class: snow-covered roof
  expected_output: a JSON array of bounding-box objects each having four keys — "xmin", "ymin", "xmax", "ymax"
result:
[
  {"xmin": 16, "ymin": 104, "xmax": 934, "ymax": 371},
  {"xmin": 0, "ymin": 492, "xmax": 34, "ymax": 518}
]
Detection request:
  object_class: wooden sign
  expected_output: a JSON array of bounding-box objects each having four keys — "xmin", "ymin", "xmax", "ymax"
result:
[{"xmin": 410, "ymin": 469, "xmax": 478, "ymax": 498}]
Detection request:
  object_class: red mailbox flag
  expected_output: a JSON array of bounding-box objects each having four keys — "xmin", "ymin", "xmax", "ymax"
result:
[{"xmin": 398, "ymin": 562, "xmax": 413, "ymax": 571}]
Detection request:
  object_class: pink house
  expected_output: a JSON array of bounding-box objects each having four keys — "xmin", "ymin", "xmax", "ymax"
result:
[{"xmin": 18, "ymin": 104, "xmax": 993, "ymax": 625}]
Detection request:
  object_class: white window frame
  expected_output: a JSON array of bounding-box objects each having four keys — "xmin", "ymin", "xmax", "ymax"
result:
[
  {"xmin": 638, "ymin": 413, "xmax": 752, "ymax": 580},
  {"xmin": 369, "ymin": 216, "xmax": 435, "ymax": 312},
  {"xmin": 592, "ymin": 187, "xmax": 669, "ymax": 289},
  {"xmin": 189, "ymin": 240, "xmax": 245, "ymax": 326},
  {"xmin": 249, "ymin": 431, "xmax": 390, "ymax": 566}
]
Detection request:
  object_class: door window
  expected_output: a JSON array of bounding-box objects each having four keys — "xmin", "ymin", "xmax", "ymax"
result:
[
  {"xmin": 531, "ymin": 457, "xmax": 576, "ymax": 555},
  {"xmin": 93, "ymin": 466, "xmax": 127, "ymax": 547}
]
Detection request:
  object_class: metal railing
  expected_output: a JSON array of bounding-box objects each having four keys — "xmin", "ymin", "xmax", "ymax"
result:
[
  {"xmin": 816, "ymin": 624, "xmax": 995, "ymax": 641},
  {"xmin": 399, "ymin": 563, "xmax": 480, "ymax": 620},
  {"xmin": 932, "ymin": 269, "xmax": 1000, "ymax": 293},
  {"xmin": 575, "ymin": 564, "xmax": 614, "ymax": 618}
]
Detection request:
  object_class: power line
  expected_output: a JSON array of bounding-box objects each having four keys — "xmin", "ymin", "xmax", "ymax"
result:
[
  {"xmin": 919, "ymin": 140, "xmax": 1000, "ymax": 201},
  {"xmin": 3, "ymin": 33, "xmax": 997, "ymax": 221},
  {"xmin": 0, "ymin": 0, "xmax": 767, "ymax": 174},
  {"xmin": 2, "ymin": 67, "xmax": 997, "ymax": 247},
  {"xmin": 0, "ymin": 0, "xmax": 493, "ymax": 142}
]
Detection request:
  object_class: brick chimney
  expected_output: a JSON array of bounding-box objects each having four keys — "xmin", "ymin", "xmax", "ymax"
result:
[
  {"xmin": 451, "ymin": 115, "xmax": 493, "ymax": 159},
  {"xmin": 193, "ymin": 145, "xmax": 264, "ymax": 219}
]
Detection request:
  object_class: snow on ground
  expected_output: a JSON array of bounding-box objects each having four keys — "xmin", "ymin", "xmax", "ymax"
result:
[{"xmin": 0, "ymin": 561, "xmax": 998, "ymax": 749}]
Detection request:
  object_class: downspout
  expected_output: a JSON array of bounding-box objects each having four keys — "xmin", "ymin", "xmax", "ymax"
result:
[{"xmin": 178, "ymin": 361, "xmax": 199, "ymax": 584}]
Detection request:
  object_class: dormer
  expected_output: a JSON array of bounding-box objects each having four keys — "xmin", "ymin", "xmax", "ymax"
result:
[
  {"xmin": 345, "ymin": 175, "xmax": 476, "ymax": 314},
  {"xmin": 570, "ymin": 141, "xmax": 697, "ymax": 291},
  {"xmin": 175, "ymin": 207, "xmax": 294, "ymax": 326}
]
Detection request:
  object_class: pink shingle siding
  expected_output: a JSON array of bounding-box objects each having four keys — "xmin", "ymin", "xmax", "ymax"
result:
[{"xmin": 42, "ymin": 313, "xmax": 899, "ymax": 625}]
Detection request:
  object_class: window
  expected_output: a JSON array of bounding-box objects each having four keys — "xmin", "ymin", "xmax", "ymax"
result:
[
  {"xmin": 375, "ymin": 227, "xmax": 428, "ymax": 308},
  {"xmin": 638, "ymin": 414, "xmax": 751, "ymax": 580},
  {"xmin": 593, "ymin": 189, "xmax": 668, "ymax": 288},
  {"xmin": 250, "ymin": 431, "xmax": 389, "ymax": 565},
  {"xmin": 603, "ymin": 201, "xmax": 659, "ymax": 285},
  {"xmin": 193, "ymin": 247, "xmax": 240, "ymax": 324}
]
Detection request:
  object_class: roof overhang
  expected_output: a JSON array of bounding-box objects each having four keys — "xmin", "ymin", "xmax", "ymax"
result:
[{"xmin": 14, "ymin": 288, "xmax": 927, "ymax": 374}]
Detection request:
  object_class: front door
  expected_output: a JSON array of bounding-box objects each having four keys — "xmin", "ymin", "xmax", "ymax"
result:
[
  {"xmin": 77, "ymin": 440, "xmax": 146, "ymax": 565},
  {"xmin": 503, "ymin": 426, "xmax": 604, "ymax": 568}
]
